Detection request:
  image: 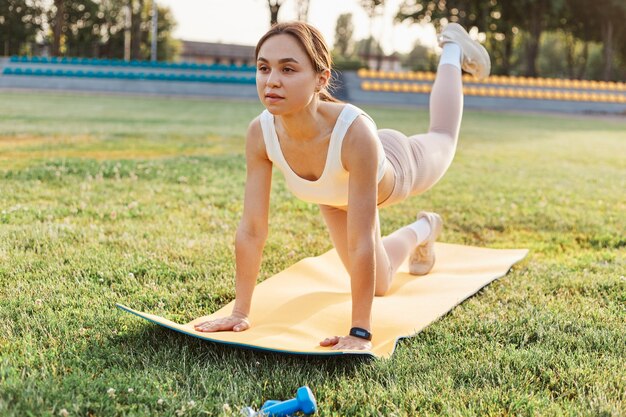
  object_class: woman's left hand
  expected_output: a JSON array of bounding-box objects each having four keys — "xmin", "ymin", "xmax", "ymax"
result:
[{"xmin": 320, "ymin": 335, "xmax": 372, "ymax": 351}]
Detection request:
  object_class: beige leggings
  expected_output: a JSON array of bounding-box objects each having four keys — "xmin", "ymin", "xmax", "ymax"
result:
[{"xmin": 319, "ymin": 65, "xmax": 463, "ymax": 295}]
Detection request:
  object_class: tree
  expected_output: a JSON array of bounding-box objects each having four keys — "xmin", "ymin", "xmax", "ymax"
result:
[
  {"xmin": 51, "ymin": 0, "xmax": 64, "ymax": 56},
  {"xmin": 295, "ymin": 0, "xmax": 309, "ymax": 22},
  {"xmin": 354, "ymin": 36, "xmax": 384, "ymax": 63},
  {"xmin": 47, "ymin": 0, "xmax": 104, "ymax": 57},
  {"xmin": 267, "ymin": 0, "xmax": 284, "ymax": 26},
  {"xmin": 359, "ymin": 0, "xmax": 385, "ymax": 69},
  {"xmin": 131, "ymin": 0, "xmax": 145, "ymax": 60},
  {"xmin": 333, "ymin": 13, "xmax": 354, "ymax": 58},
  {"xmin": 562, "ymin": 0, "xmax": 625, "ymax": 80},
  {"xmin": 402, "ymin": 40, "xmax": 437, "ymax": 72},
  {"xmin": 98, "ymin": 0, "xmax": 127, "ymax": 59},
  {"xmin": 396, "ymin": 0, "xmax": 569, "ymax": 77},
  {"xmin": 0, "ymin": 0, "xmax": 44, "ymax": 56},
  {"xmin": 590, "ymin": 0, "xmax": 625, "ymax": 80},
  {"xmin": 150, "ymin": 3, "xmax": 178, "ymax": 61}
]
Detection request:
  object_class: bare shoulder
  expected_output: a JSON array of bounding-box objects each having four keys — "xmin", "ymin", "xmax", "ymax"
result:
[
  {"xmin": 247, "ymin": 115, "xmax": 263, "ymax": 140},
  {"xmin": 342, "ymin": 113, "xmax": 380, "ymax": 171},
  {"xmin": 246, "ymin": 116, "xmax": 269, "ymax": 160},
  {"xmin": 343, "ymin": 113, "xmax": 379, "ymax": 151}
]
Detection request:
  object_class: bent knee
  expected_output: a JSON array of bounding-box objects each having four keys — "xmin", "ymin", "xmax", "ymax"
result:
[
  {"xmin": 374, "ymin": 287, "xmax": 389, "ymax": 297},
  {"xmin": 374, "ymin": 278, "xmax": 392, "ymax": 296}
]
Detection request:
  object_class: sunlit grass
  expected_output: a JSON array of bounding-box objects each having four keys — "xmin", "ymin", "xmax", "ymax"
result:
[{"xmin": 0, "ymin": 91, "xmax": 624, "ymax": 416}]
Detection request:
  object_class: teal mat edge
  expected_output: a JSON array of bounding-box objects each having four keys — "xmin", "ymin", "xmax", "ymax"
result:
[{"xmin": 116, "ymin": 303, "xmax": 376, "ymax": 359}]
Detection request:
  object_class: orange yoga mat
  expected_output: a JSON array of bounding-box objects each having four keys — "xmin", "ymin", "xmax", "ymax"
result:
[{"xmin": 117, "ymin": 243, "xmax": 527, "ymax": 358}]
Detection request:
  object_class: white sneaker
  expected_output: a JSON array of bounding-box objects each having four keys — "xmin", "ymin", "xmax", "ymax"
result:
[
  {"xmin": 439, "ymin": 23, "xmax": 491, "ymax": 80},
  {"xmin": 408, "ymin": 212, "xmax": 443, "ymax": 275}
]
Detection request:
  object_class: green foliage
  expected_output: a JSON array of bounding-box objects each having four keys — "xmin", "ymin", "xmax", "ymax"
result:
[
  {"xmin": 0, "ymin": 92, "xmax": 625, "ymax": 416},
  {"xmin": 401, "ymin": 41, "xmax": 437, "ymax": 72},
  {"xmin": 0, "ymin": 0, "xmax": 44, "ymax": 55},
  {"xmin": 47, "ymin": 0, "xmax": 103, "ymax": 57},
  {"xmin": 3, "ymin": 0, "xmax": 178, "ymax": 61},
  {"xmin": 333, "ymin": 13, "xmax": 355, "ymax": 59},
  {"xmin": 396, "ymin": 0, "xmax": 626, "ymax": 80},
  {"xmin": 332, "ymin": 56, "xmax": 364, "ymax": 71}
]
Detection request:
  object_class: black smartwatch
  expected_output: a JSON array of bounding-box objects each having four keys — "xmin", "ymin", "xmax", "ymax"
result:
[{"xmin": 349, "ymin": 327, "xmax": 372, "ymax": 341}]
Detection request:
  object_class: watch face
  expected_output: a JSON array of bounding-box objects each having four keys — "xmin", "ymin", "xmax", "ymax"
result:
[{"xmin": 350, "ymin": 327, "xmax": 372, "ymax": 340}]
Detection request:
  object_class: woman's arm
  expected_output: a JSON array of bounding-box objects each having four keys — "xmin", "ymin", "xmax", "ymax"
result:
[
  {"xmin": 195, "ymin": 118, "xmax": 272, "ymax": 332},
  {"xmin": 232, "ymin": 118, "xmax": 273, "ymax": 317},
  {"xmin": 320, "ymin": 116, "xmax": 379, "ymax": 349}
]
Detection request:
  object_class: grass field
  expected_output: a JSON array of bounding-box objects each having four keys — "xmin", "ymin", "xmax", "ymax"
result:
[{"xmin": 0, "ymin": 91, "xmax": 624, "ymax": 416}]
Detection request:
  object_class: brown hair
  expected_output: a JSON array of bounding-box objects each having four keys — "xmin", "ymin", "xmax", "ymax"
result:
[{"xmin": 255, "ymin": 21, "xmax": 340, "ymax": 103}]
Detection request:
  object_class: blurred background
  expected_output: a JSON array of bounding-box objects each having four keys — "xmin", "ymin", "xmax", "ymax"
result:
[{"xmin": 2, "ymin": 0, "xmax": 625, "ymax": 81}]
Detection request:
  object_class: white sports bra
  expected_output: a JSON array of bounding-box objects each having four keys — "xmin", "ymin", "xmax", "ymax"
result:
[{"xmin": 259, "ymin": 104, "xmax": 387, "ymax": 206}]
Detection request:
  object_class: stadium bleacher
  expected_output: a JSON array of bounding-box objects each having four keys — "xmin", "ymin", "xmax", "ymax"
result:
[
  {"xmin": 356, "ymin": 68, "xmax": 626, "ymax": 104},
  {"xmin": 3, "ymin": 55, "xmax": 256, "ymax": 84},
  {"xmin": 1, "ymin": 55, "xmax": 625, "ymax": 113}
]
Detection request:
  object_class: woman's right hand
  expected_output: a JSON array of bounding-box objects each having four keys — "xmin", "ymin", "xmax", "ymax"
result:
[{"xmin": 193, "ymin": 313, "xmax": 250, "ymax": 333}]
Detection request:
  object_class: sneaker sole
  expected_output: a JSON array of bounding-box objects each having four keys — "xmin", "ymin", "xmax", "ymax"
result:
[
  {"xmin": 409, "ymin": 212, "xmax": 443, "ymax": 275},
  {"xmin": 440, "ymin": 23, "xmax": 491, "ymax": 80}
]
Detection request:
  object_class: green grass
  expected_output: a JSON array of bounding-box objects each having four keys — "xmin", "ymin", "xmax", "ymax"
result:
[{"xmin": 0, "ymin": 91, "xmax": 624, "ymax": 416}]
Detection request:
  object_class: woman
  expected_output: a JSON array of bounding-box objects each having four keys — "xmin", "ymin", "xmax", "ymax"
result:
[{"xmin": 194, "ymin": 21, "xmax": 490, "ymax": 351}]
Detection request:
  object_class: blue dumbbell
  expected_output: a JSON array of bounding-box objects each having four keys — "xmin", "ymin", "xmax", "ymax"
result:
[{"xmin": 241, "ymin": 386, "xmax": 317, "ymax": 417}]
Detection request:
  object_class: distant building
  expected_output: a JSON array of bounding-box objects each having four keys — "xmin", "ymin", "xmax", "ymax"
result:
[
  {"xmin": 179, "ymin": 40, "xmax": 255, "ymax": 66},
  {"xmin": 359, "ymin": 52, "xmax": 403, "ymax": 72}
]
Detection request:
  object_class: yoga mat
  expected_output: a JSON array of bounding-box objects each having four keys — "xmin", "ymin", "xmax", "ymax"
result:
[{"xmin": 117, "ymin": 243, "xmax": 527, "ymax": 358}]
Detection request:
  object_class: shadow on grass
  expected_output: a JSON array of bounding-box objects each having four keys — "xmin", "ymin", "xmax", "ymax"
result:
[{"xmin": 94, "ymin": 322, "xmax": 369, "ymax": 381}]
